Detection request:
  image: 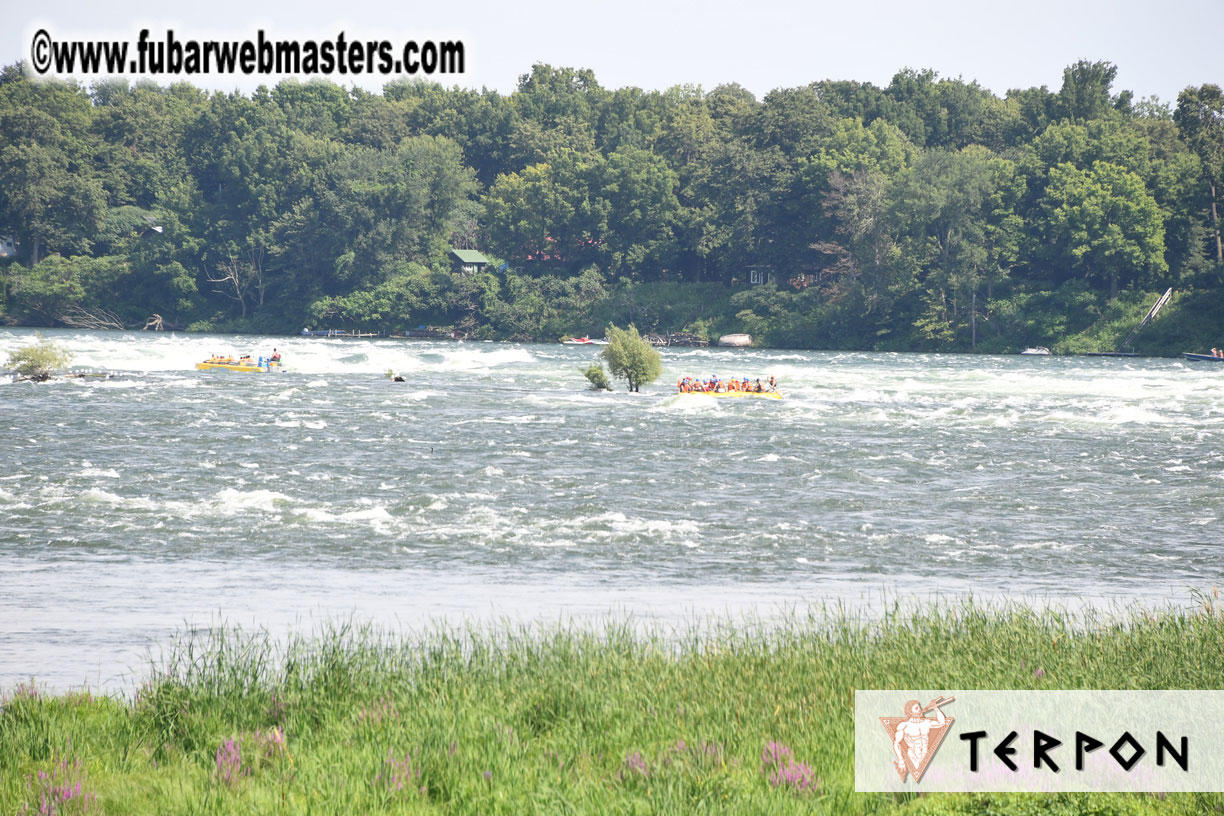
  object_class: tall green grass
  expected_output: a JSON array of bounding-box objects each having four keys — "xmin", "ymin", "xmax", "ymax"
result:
[{"xmin": 2, "ymin": 598, "xmax": 1223, "ymax": 814}]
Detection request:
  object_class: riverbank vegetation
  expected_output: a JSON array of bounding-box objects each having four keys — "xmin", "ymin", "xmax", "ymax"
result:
[
  {"xmin": 1, "ymin": 63, "xmax": 1221, "ymax": 354},
  {"xmin": 2, "ymin": 600, "xmax": 1223, "ymax": 814}
]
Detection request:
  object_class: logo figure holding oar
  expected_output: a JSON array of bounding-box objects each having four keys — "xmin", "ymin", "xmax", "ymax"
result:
[{"xmin": 879, "ymin": 696, "xmax": 954, "ymax": 782}]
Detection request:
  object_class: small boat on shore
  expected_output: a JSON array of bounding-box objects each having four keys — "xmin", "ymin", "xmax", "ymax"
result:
[
  {"xmin": 562, "ymin": 336, "xmax": 608, "ymax": 345},
  {"xmin": 1020, "ymin": 347, "xmax": 1051, "ymax": 355},
  {"xmin": 1182, "ymin": 352, "xmax": 1224, "ymax": 362},
  {"xmin": 196, "ymin": 355, "xmax": 284, "ymax": 373}
]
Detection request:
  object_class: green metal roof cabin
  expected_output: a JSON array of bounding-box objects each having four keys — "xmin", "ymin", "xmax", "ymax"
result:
[{"xmin": 450, "ymin": 249, "xmax": 490, "ymax": 275}]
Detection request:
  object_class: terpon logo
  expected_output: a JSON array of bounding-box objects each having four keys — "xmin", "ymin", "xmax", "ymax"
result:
[
  {"xmin": 878, "ymin": 695, "xmax": 954, "ymax": 783},
  {"xmin": 855, "ymin": 690, "xmax": 1217, "ymax": 792}
]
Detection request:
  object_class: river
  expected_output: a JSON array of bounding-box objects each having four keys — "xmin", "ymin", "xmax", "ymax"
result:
[{"xmin": 2, "ymin": 328, "xmax": 1221, "ymax": 691}]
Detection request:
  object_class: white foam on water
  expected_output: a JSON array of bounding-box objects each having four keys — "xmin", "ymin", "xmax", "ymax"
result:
[
  {"xmin": 79, "ymin": 488, "xmax": 161, "ymax": 512},
  {"xmin": 1102, "ymin": 404, "xmax": 1174, "ymax": 425},
  {"xmin": 651, "ymin": 394, "xmax": 723, "ymax": 414},
  {"xmin": 77, "ymin": 378, "xmax": 149, "ymax": 390},
  {"xmin": 296, "ymin": 505, "xmax": 394, "ymax": 526},
  {"xmin": 78, "ymin": 467, "xmax": 121, "ymax": 479},
  {"xmin": 1010, "ymin": 541, "xmax": 1065, "ymax": 551},
  {"xmin": 211, "ymin": 488, "xmax": 293, "ymax": 513},
  {"xmin": 398, "ymin": 389, "xmax": 442, "ymax": 401}
]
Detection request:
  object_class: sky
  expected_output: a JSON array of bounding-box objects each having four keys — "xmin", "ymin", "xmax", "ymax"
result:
[{"xmin": 8, "ymin": 0, "xmax": 1223, "ymax": 105}]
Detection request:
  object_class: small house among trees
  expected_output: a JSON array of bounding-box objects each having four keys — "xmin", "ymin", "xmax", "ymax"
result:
[
  {"xmin": 451, "ymin": 249, "xmax": 490, "ymax": 276},
  {"xmin": 747, "ymin": 266, "xmax": 776, "ymax": 286}
]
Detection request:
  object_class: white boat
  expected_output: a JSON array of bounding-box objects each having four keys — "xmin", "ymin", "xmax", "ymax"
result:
[{"xmin": 1020, "ymin": 347, "xmax": 1051, "ymax": 355}]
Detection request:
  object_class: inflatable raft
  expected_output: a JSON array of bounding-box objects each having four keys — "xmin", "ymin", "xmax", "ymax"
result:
[
  {"xmin": 683, "ymin": 389, "xmax": 782, "ymax": 399},
  {"xmin": 196, "ymin": 357, "xmax": 283, "ymax": 373}
]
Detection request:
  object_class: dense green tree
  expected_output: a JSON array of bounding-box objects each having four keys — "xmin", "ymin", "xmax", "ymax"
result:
[
  {"xmin": 589, "ymin": 146, "xmax": 680, "ymax": 279},
  {"xmin": 271, "ymin": 80, "xmax": 352, "ymax": 140},
  {"xmin": 7, "ymin": 254, "xmax": 128, "ymax": 324},
  {"xmin": 600, "ymin": 323, "xmax": 662, "ymax": 392},
  {"xmin": 595, "ymin": 86, "xmax": 666, "ymax": 152},
  {"xmin": 483, "ymin": 153, "xmax": 597, "ymax": 271},
  {"xmin": 1037, "ymin": 161, "xmax": 1167, "ymax": 296},
  {"xmin": 1175, "ymin": 84, "xmax": 1224, "ymax": 261},
  {"xmin": 342, "ymin": 90, "xmax": 413, "ymax": 150},
  {"xmin": 891, "ymin": 146, "xmax": 1014, "ymax": 344},
  {"xmin": 0, "ymin": 78, "xmax": 106, "ymax": 265},
  {"xmin": 816, "ymin": 168, "xmax": 910, "ymax": 319},
  {"xmin": 1057, "ymin": 60, "xmax": 1129, "ymax": 124},
  {"xmin": 512, "ymin": 64, "xmax": 605, "ymax": 131},
  {"xmin": 1005, "ymin": 85, "xmax": 1059, "ymax": 145}
]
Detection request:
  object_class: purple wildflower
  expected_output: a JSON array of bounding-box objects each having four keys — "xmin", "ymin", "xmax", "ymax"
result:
[
  {"xmin": 760, "ymin": 741, "xmax": 793, "ymax": 769},
  {"xmin": 617, "ymin": 751, "xmax": 651, "ymax": 781},
  {"xmin": 359, "ymin": 692, "xmax": 399, "ymax": 725},
  {"xmin": 19, "ymin": 751, "xmax": 99, "ymax": 815},
  {"xmin": 252, "ymin": 726, "xmax": 287, "ymax": 760},
  {"xmin": 761, "ymin": 741, "xmax": 820, "ymax": 796},
  {"xmin": 768, "ymin": 759, "xmax": 820, "ymax": 794},
  {"xmin": 373, "ymin": 750, "xmax": 424, "ymax": 799},
  {"xmin": 214, "ymin": 738, "xmax": 247, "ymax": 787}
]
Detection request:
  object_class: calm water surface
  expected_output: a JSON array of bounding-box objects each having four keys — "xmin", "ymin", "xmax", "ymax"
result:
[{"xmin": 2, "ymin": 329, "xmax": 1221, "ymax": 690}]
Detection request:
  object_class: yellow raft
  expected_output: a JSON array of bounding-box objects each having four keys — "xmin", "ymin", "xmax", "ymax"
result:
[
  {"xmin": 680, "ymin": 389, "xmax": 782, "ymax": 399},
  {"xmin": 196, "ymin": 359, "xmax": 283, "ymax": 373}
]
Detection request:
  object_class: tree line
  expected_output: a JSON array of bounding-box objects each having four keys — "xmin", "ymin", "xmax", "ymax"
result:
[{"xmin": 0, "ymin": 60, "xmax": 1221, "ymax": 352}]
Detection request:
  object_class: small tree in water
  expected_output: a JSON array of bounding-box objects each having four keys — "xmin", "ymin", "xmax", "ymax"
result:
[
  {"xmin": 583, "ymin": 362, "xmax": 612, "ymax": 391},
  {"xmin": 6, "ymin": 336, "xmax": 72, "ymax": 382},
  {"xmin": 601, "ymin": 324, "xmax": 662, "ymax": 392}
]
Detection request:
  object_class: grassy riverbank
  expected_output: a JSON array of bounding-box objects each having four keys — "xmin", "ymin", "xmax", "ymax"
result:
[{"xmin": 3, "ymin": 600, "xmax": 1223, "ymax": 814}]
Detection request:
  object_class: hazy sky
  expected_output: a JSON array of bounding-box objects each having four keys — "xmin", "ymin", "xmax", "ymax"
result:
[{"xmin": 10, "ymin": 0, "xmax": 1223, "ymax": 104}]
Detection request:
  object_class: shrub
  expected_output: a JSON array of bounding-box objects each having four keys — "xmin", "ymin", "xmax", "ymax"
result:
[
  {"xmin": 582, "ymin": 362, "xmax": 612, "ymax": 391},
  {"xmin": 5, "ymin": 336, "xmax": 72, "ymax": 381}
]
